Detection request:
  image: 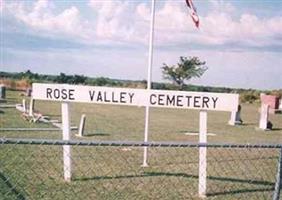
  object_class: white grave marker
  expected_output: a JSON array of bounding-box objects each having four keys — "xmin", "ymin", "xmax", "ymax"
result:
[
  {"xmin": 77, "ymin": 114, "xmax": 86, "ymax": 137},
  {"xmin": 29, "ymin": 98, "xmax": 34, "ymax": 116},
  {"xmin": 228, "ymin": 105, "xmax": 242, "ymax": 125},
  {"xmin": 22, "ymin": 99, "xmax": 27, "ymax": 113},
  {"xmin": 259, "ymin": 104, "xmax": 269, "ymax": 130}
]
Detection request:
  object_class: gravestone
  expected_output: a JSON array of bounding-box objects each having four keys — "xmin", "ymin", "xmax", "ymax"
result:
[
  {"xmin": 29, "ymin": 99, "xmax": 34, "ymax": 116},
  {"xmin": 77, "ymin": 114, "xmax": 86, "ymax": 137},
  {"xmin": 22, "ymin": 99, "xmax": 27, "ymax": 113},
  {"xmin": 26, "ymin": 88, "xmax": 32, "ymax": 97},
  {"xmin": 0, "ymin": 85, "xmax": 6, "ymax": 99},
  {"xmin": 228, "ymin": 105, "xmax": 243, "ymax": 125},
  {"xmin": 259, "ymin": 104, "xmax": 272, "ymax": 130},
  {"xmin": 279, "ymin": 98, "xmax": 282, "ymax": 110},
  {"xmin": 260, "ymin": 94, "xmax": 280, "ymax": 114}
]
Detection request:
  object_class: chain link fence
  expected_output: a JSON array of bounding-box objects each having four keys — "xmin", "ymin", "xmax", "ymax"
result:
[{"xmin": 0, "ymin": 138, "xmax": 281, "ymax": 200}]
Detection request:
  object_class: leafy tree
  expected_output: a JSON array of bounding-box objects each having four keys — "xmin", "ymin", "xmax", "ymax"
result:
[
  {"xmin": 72, "ymin": 75, "xmax": 87, "ymax": 84},
  {"xmin": 55, "ymin": 73, "xmax": 68, "ymax": 83},
  {"xmin": 162, "ymin": 56, "xmax": 207, "ymax": 90}
]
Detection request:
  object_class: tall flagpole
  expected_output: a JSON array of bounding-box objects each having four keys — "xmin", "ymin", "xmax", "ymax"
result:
[{"xmin": 142, "ymin": 0, "xmax": 156, "ymax": 167}]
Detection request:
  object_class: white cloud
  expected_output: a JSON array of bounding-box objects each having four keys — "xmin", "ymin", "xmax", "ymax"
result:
[
  {"xmin": 88, "ymin": 0, "xmax": 149, "ymax": 44},
  {"xmin": 201, "ymin": 12, "xmax": 282, "ymax": 47},
  {"xmin": 4, "ymin": 0, "xmax": 94, "ymax": 41},
  {"xmin": 88, "ymin": 0, "xmax": 282, "ymax": 48},
  {"xmin": 2, "ymin": 0, "xmax": 282, "ymax": 48},
  {"xmin": 0, "ymin": 0, "xmax": 5, "ymax": 12}
]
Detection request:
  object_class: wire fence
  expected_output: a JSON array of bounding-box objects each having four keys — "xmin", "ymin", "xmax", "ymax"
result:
[{"xmin": 0, "ymin": 138, "xmax": 281, "ymax": 200}]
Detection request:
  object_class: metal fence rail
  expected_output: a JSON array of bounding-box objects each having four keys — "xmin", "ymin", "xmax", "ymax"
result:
[{"xmin": 0, "ymin": 138, "xmax": 281, "ymax": 200}]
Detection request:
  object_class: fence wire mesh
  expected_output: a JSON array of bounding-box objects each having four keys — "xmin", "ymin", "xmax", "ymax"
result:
[{"xmin": 0, "ymin": 139, "xmax": 281, "ymax": 200}]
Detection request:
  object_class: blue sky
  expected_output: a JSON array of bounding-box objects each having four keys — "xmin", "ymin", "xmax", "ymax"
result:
[{"xmin": 1, "ymin": 0, "xmax": 282, "ymax": 90}]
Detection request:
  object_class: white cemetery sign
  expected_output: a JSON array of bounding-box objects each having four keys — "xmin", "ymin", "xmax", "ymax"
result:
[
  {"xmin": 33, "ymin": 83, "xmax": 238, "ymax": 111},
  {"xmin": 32, "ymin": 83, "xmax": 239, "ymax": 195}
]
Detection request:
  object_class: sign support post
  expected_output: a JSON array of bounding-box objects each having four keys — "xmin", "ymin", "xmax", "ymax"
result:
[
  {"xmin": 62, "ymin": 102, "xmax": 72, "ymax": 182},
  {"xmin": 199, "ymin": 111, "xmax": 207, "ymax": 198},
  {"xmin": 143, "ymin": 0, "xmax": 156, "ymax": 167}
]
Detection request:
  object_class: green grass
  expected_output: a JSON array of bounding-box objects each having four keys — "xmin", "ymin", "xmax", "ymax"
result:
[
  {"xmin": 0, "ymin": 90, "xmax": 281, "ymax": 199},
  {"xmin": 1, "ymin": 90, "xmax": 281, "ymax": 143}
]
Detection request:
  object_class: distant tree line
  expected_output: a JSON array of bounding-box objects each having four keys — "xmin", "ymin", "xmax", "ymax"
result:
[{"xmin": 0, "ymin": 70, "xmax": 281, "ymax": 103}]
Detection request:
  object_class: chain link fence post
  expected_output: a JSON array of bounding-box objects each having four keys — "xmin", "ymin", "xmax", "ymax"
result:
[{"xmin": 273, "ymin": 148, "xmax": 282, "ymax": 200}]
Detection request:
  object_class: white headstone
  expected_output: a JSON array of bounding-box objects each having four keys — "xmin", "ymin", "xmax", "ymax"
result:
[
  {"xmin": 22, "ymin": 99, "xmax": 27, "ymax": 113},
  {"xmin": 228, "ymin": 105, "xmax": 242, "ymax": 125},
  {"xmin": 228, "ymin": 111, "xmax": 236, "ymax": 126},
  {"xmin": 29, "ymin": 99, "xmax": 34, "ymax": 116},
  {"xmin": 279, "ymin": 98, "xmax": 282, "ymax": 110},
  {"xmin": 77, "ymin": 114, "xmax": 86, "ymax": 137},
  {"xmin": 259, "ymin": 104, "xmax": 269, "ymax": 130}
]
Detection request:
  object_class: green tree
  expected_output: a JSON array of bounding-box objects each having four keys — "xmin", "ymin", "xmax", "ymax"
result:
[{"xmin": 162, "ymin": 56, "xmax": 207, "ymax": 90}]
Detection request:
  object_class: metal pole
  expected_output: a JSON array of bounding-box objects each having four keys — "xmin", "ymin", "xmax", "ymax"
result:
[
  {"xmin": 273, "ymin": 148, "xmax": 282, "ymax": 200},
  {"xmin": 143, "ymin": 0, "xmax": 156, "ymax": 167}
]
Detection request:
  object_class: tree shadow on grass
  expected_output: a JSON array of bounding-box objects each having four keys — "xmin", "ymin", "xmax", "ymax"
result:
[
  {"xmin": 84, "ymin": 132, "xmax": 111, "ymax": 137},
  {"xmin": 207, "ymin": 187, "xmax": 274, "ymax": 197},
  {"xmin": 74, "ymin": 171, "xmax": 274, "ymax": 197},
  {"xmin": 43, "ymin": 114, "xmax": 61, "ymax": 118},
  {"xmin": 239, "ymin": 123, "xmax": 256, "ymax": 126},
  {"xmin": 0, "ymin": 171, "xmax": 26, "ymax": 200},
  {"xmin": 271, "ymin": 128, "xmax": 282, "ymax": 131}
]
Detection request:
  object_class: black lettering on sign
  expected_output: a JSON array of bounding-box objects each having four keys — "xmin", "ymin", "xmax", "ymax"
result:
[
  {"xmin": 150, "ymin": 94, "xmax": 157, "ymax": 105},
  {"xmin": 46, "ymin": 88, "xmax": 52, "ymax": 99},
  {"xmin": 194, "ymin": 96, "xmax": 201, "ymax": 108},
  {"xmin": 46, "ymin": 88, "xmax": 75, "ymax": 100},
  {"xmin": 128, "ymin": 93, "xmax": 135, "ymax": 104},
  {"xmin": 158, "ymin": 94, "xmax": 165, "ymax": 106},
  {"xmin": 167, "ymin": 95, "xmax": 175, "ymax": 106},
  {"xmin": 177, "ymin": 95, "xmax": 184, "ymax": 107},
  {"xmin": 69, "ymin": 89, "xmax": 75, "ymax": 100},
  {"xmin": 202, "ymin": 96, "xmax": 210, "ymax": 108},
  {"xmin": 120, "ymin": 92, "xmax": 126, "ymax": 103},
  {"xmin": 112, "ymin": 92, "xmax": 118, "ymax": 103},
  {"xmin": 61, "ymin": 89, "xmax": 68, "ymax": 100},
  {"xmin": 212, "ymin": 97, "xmax": 218, "ymax": 108},
  {"xmin": 97, "ymin": 91, "xmax": 103, "ymax": 102},
  {"xmin": 104, "ymin": 92, "xmax": 110, "ymax": 103},
  {"xmin": 186, "ymin": 96, "xmax": 192, "ymax": 107},
  {"xmin": 53, "ymin": 89, "xmax": 60, "ymax": 99},
  {"xmin": 89, "ymin": 91, "xmax": 95, "ymax": 101}
]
